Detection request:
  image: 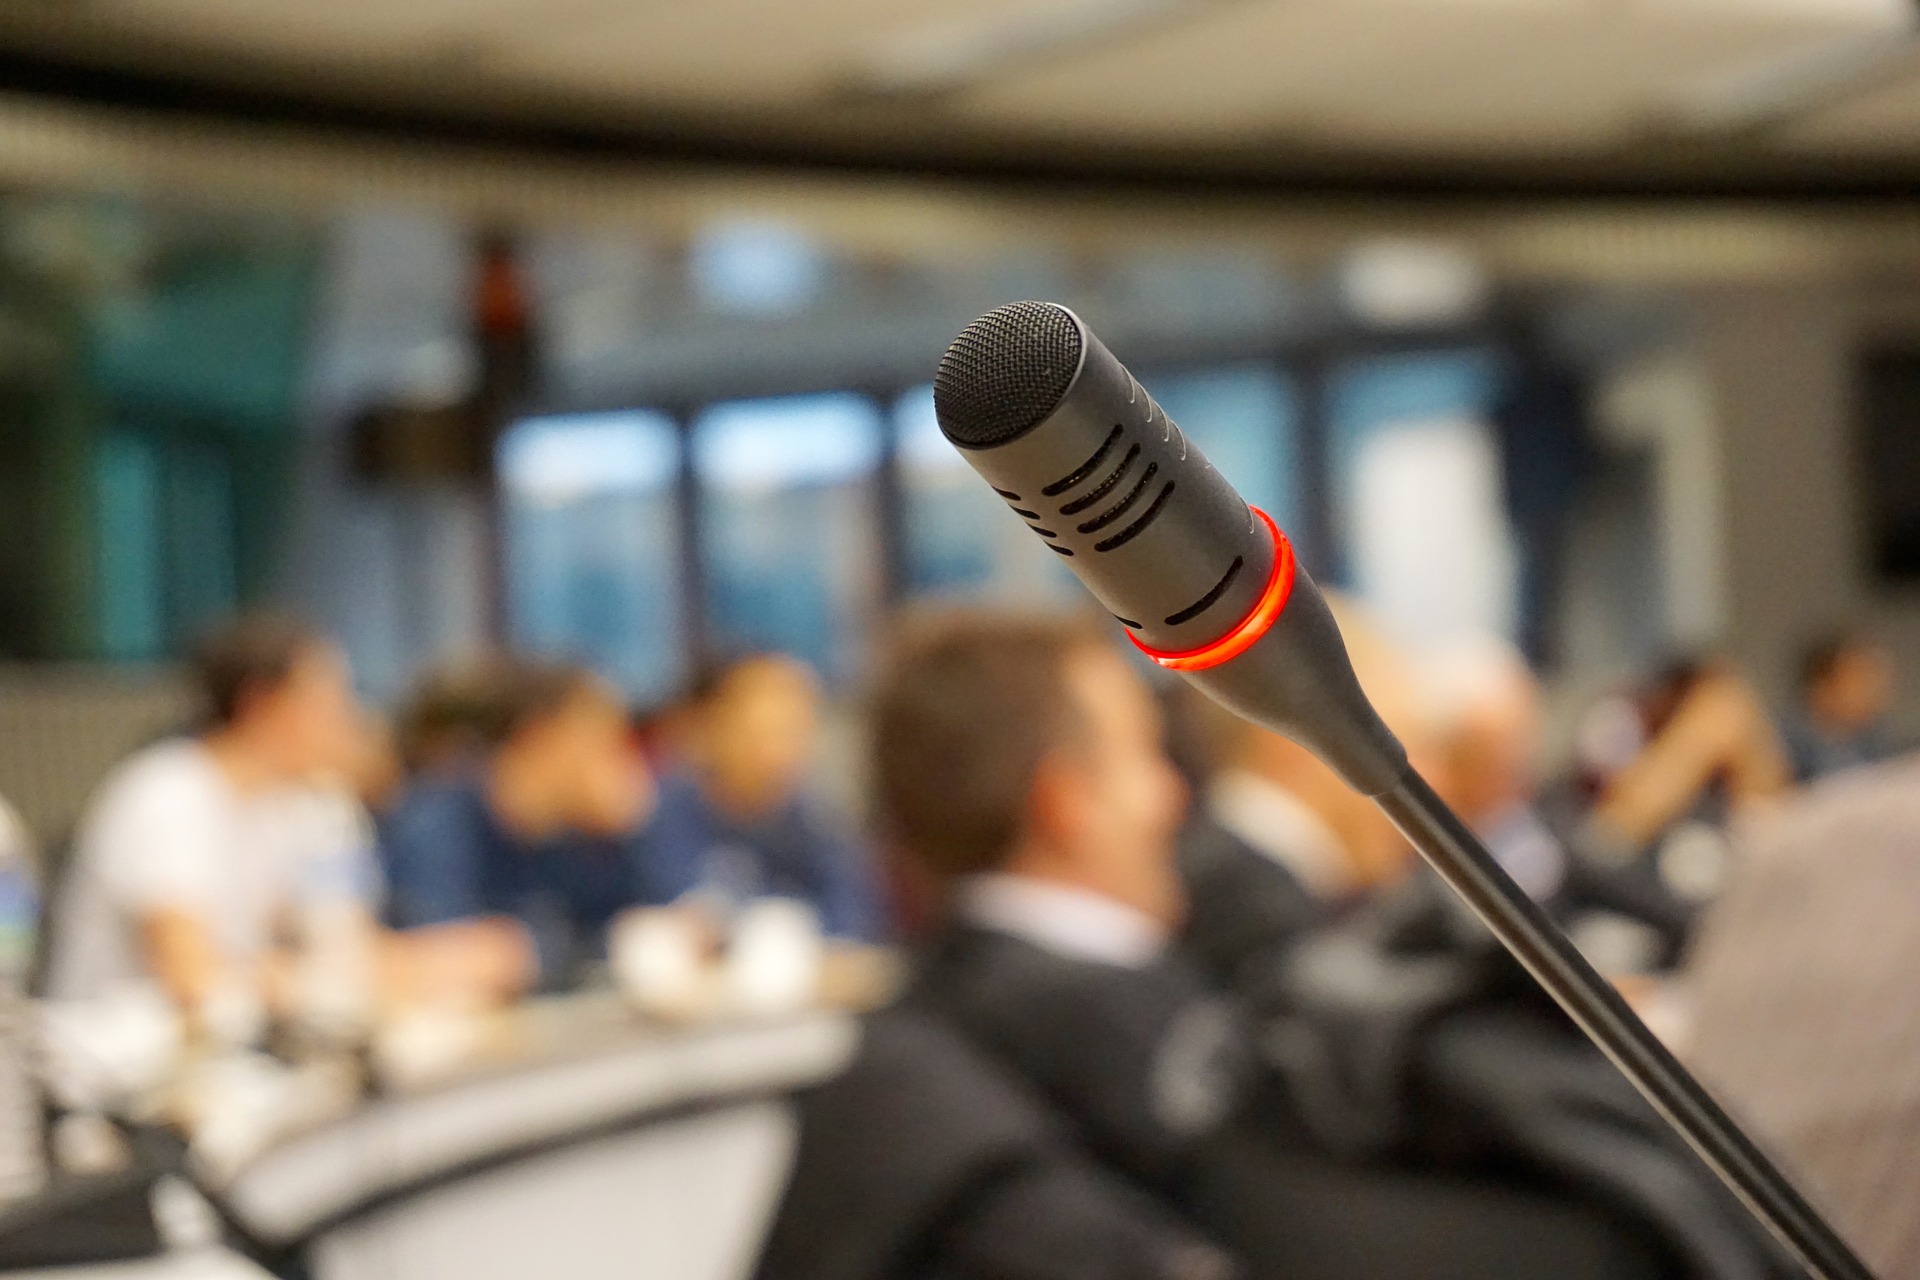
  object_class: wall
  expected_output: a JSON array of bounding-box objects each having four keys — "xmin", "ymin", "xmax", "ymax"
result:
[{"xmin": 1684, "ymin": 281, "xmax": 1920, "ymax": 732}]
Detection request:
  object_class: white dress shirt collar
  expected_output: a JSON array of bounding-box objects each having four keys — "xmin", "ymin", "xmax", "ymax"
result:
[{"xmin": 956, "ymin": 873, "xmax": 1169, "ymax": 970}]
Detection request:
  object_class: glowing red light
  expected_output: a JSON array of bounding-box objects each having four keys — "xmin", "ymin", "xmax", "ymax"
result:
[{"xmin": 1129, "ymin": 508, "xmax": 1296, "ymax": 672}]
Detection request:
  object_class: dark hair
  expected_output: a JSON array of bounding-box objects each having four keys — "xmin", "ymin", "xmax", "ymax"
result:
[
  {"xmin": 397, "ymin": 652, "xmax": 599, "ymax": 771},
  {"xmin": 191, "ymin": 612, "xmax": 330, "ymax": 729},
  {"xmin": 683, "ymin": 650, "xmax": 805, "ymax": 707},
  {"xmin": 1799, "ymin": 631, "xmax": 1876, "ymax": 693},
  {"xmin": 869, "ymin": 611, "xmax": 1102, "ymax": 880}
]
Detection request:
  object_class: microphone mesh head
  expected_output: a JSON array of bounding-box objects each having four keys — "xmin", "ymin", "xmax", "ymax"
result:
[{"xmin": 934, "ymin": 301, "xmax": 1083, "ymax": 449}]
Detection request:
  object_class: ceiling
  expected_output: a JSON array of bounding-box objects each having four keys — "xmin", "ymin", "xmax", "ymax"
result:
[{"xmin": 6, "ymin": 0, "xmax": 1920, "ymax": 192}]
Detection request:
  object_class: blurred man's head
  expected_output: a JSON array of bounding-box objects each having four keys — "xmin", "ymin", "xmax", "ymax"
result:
[
  {"xmin": 871, "ymin": 613, "xmax": 1188, "ymax": 927},
  {"xmin": 1424, "ymin": 637, "xmax": 1542, "ymax": 828},
  {"xmin": 397, "ymin": 657, "xmax": 520, "ymax": 778},
  {"xmin": 193, "ymin": 613, "xmax": 363, "ymax": 784},
  {"xmin": 1800, "ymin": 632, "xmax": 1894, "ymax": 737},
  {"xmin": 480, "ymin": 658, "xmax": 651, "ymax": 839},
  {"xmin": 688, "ymin": 654, "xmax": 822, "ymax": 818}
]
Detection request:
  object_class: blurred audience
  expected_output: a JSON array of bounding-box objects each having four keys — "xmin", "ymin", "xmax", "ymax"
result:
[
  {"xmin": 1686, "ymin": 755, "xmax": 1920, "ymax": 1280},
  {"xmin": 45, "ymin": 615, "xmax": 523, "ymax": 1036},
  {"xmin": 1784, "ymin": 630, "xmax": 1898, "ymax": 783},
  {"xmin": 646, "ymin": 653, "xmax": 880, "ymax": 941},
  {"xmin": 766, "ymin": 610, "xmax": 1785, "ymax": 1280},
  {"xmin": 381, "ymin": 654, "xmax": 658, "ymax": 985}
]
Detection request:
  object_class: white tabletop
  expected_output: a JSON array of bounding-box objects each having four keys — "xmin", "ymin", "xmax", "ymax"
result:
[{"xmin": 214, "ymin": 1006, "xmax": 858, "ymax": 1245}]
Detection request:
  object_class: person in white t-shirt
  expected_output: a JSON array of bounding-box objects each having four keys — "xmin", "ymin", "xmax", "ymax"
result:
[{"xmin": 47, "ymin": 614, "xmax": 528, "ymax": 1031}]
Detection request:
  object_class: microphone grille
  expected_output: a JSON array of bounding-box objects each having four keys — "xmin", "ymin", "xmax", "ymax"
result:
[{"xmin": 934, "ymin": 301, "xmax": 1083, "ymax": 449}]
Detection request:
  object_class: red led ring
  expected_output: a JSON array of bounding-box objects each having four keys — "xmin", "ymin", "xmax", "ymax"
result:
[{"xmin": 1129, "ymin": 508, "xmax": 1296, "ymax": 673}]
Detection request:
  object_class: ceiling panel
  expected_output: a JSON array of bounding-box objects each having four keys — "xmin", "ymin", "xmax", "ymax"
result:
[
  {"xmin": 12, "ymin": 0, "xmax": 1920, "ymax": 167},
  {"xmin": 952, "ymin": 0, "xmax": 1905, "ymax": 150},
  {"xmin": 454, "ymin": 0, "xmax": 1018, "ymax": 106},
  {"xmin": 87, "ymin": 0, "xmax": 560, "ymax": 61},
  {"xmin": 1778, "ymin": 69, "xmax": 1920, "ymax": 150}
]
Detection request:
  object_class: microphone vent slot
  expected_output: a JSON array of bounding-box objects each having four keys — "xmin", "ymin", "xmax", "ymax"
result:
[
  {"xmin": 1048, "ymin": 543, "xmax": 1076, "ymax": 556},
  {"xmin": 1076, "ymin": 463, "xmax": 1158, "ymax": 535},
  {"xmin": 1093, "ymin": 482, "xmax": 1175, "ymax": 552},
  {"xmin": 1164, "ymin": 557, "xmax": 1243, "ymax": 626},
  {"xmin": 1059, "ymin": 444, "xmax": 1140, "ymax": 516},
  {"xmin": 934, "ymin": 302, "xmax": 1083, "ymax": 449},
  {"xmin": 1042, "ymin": 425, "xmax": 1122, "ymax": 498}
]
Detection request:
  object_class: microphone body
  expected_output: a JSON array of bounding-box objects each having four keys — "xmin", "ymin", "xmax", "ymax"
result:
[
  {"xmin": 932, "ymin": 301, "xmax": 1876, "ymax": 1280},
  {"xmin": 935, "ymin": 302, "xmax": 1406, "ymax": 796}
]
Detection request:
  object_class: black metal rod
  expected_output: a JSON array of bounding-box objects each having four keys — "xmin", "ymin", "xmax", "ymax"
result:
[{"xmin": 1374, "ymin": 768, "xmax": 1875, "ymax": 1280}]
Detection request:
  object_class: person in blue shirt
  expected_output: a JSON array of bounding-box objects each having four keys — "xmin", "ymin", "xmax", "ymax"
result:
[
  {"xmin": 381, "ymin": 656, "xmax": 660, "ymax": 985},
  {"xmin": 644, "ymin": 653, "xmax": 882, "ymax": 941}
]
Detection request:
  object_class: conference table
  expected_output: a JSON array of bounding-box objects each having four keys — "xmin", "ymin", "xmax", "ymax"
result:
[{"xmin": 4, "ymin": 952, "xmax": 894, "ymax": 1280}]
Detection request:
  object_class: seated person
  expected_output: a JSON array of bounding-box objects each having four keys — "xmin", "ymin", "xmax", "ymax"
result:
[
  {"xmin": 381, "ymin": 655, "xmax": 657, "ymax": 985},
  {"xmin": 818, "ymin": 610, "xmax": 1781, "ymax": 1280},
  {"xmin": 1784, "ymin": 629, "xmax": 1898, "ymax": 783},
  {"xmin": 1686, "ymin": 754, "xmax": 1920, "ymax": 1280},
  {"xmin": 646, "ymin": 653, "xmax": 880, "ymax": 941},
  {"xmin": 45, "ymin": 614, "xmax": 524, "ymax": 1031},
  {"xmin": 759, "ymin": 1004, "xmax": 1238, "ymax": 1280}
]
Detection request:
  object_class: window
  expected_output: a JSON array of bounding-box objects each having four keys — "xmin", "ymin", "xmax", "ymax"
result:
[
  {"xmin": 500, "ymin": 411, "xmax": 684, "ymax": 700},
  {"xmin": 896, "ymin": 385, "xmax": 1078, "ymax": 608},
  {"xmin": 694, "ymin": 394, "xmax": 883, "ymax": 682},
  {"xmin": 1330, "ymin": 350, "xmax": 1513, "ymax": 646},
  {"xmin": 688, "ymin": 219, "xmax": 827, "ymax": 316}
]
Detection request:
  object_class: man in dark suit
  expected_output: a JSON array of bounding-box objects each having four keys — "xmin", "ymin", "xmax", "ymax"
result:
[
  {"xmin": 872, "ymin": 614, "xmax": 1257, "ymax": 1203},
  {"xmin": 765, "ymin": 611, "xmax": 1774, "ymax": 1280}
]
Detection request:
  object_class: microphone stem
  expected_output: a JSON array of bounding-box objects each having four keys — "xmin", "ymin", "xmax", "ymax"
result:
[{"xmin": 1374, "ymin": 768, "xmax": 1874, "ymax": 1280}]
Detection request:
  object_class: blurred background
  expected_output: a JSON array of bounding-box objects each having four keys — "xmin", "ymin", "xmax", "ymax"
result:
[
  {"xmin": 3, "ymin": 0, "xmax": 1920, "ymax": 732},
  {"xmin": 1, "ymin": 2, "xmax": 1919, "ymax": 1278}
]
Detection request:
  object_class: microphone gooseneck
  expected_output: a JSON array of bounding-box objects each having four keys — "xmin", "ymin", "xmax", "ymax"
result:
[{"xmin": 933, "ymin": 301, "xmax": 1877, "ymax": 1280}]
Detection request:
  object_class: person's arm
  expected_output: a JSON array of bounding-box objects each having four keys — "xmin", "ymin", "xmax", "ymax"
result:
[
  {"xmin": 1592, "ymin": 672, "xmax": 1791, "ymax": 848},
  {"xmin": 138, "ymin": 909, "xmax": 234, "ymax": 1013},
  {"xmin": 380, "ymin": 917, "xmax": 534, "ymax": 1007}
]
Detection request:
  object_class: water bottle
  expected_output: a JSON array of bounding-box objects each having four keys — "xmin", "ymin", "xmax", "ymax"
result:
[{"xmin": 0, "ymin": 802, "xmax": 45, "ymax": 1202}]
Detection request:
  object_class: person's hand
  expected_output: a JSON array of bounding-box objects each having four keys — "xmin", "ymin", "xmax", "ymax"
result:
[{"xmin": 382, "ymin": 917, "xmax": 536, "ymax": 1010}]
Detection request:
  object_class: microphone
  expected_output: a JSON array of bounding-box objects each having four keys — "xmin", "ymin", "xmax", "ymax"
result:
[
  {"xmin": 932, "ymin": 301, "xmax": 1874, "ymax": 1280},
  {"xmin": 932, "ymin": 301, "xmax": 1407, "ymax": 796}
]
